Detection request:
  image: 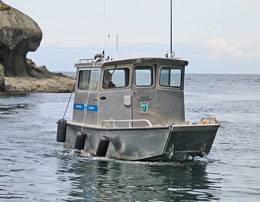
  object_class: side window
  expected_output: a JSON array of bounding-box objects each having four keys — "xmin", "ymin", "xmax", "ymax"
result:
[
  {"xmin": 160, "ymin": 67, "xmax": 182, "ymax": 87},
  {"xmin": 102, "ymin": 68, "xmax": 129, "ymax": 89},
  {"xmin": 135, "ymin": 66, "xmax": 153, "ymax": 87},
  {"xmin": 78, "ymin": 69, "xmax": 99, "ymax": 91}
]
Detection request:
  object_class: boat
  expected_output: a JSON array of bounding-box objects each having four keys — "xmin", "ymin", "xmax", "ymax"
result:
[
  {"xmin": 56, "ymin": 0, "xmax": 219, "ymax": 161},
  {"xmin": 56, "ymin": 54, "xmax": 219, "ymax": 161}
]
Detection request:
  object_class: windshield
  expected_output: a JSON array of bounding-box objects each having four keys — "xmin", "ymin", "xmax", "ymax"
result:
[
  {"xmin": 102, "ymin": 67, "xmax": 130, "ymax": 89},
  {"xmin": 159, "ymin": 67, "xmax": 182, "ymax": 88}
]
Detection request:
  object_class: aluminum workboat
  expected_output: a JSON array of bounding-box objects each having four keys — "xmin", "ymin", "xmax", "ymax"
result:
[{"xmin": 56, "ymin": 55, "xmax": 219, "ymax": 161}]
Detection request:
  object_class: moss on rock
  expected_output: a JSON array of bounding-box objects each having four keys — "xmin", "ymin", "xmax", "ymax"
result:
[
  {"xmin": 0, "ymin": 2, "xmax": 11, "ymax": 11},
  {"xmin": 0, "ymin": 63, "xmax": 4, "ymax": 77},
  {"xmin": 0, "ymin": 63, "xmax": 5, "ymax": 91}
]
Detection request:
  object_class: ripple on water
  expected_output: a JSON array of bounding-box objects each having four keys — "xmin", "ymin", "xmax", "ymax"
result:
[
  {"xmin": 0, "ymin": 103, "xmax": 29, "ymax": 111},
  {"xmin": 0, "ymin": 75, "xmax": 260, "ymax": 201}
]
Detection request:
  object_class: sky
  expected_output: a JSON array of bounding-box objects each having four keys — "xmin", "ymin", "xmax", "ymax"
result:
[{"xmin": 4, "ymin": 0, "xmax": 260, "ymax": 74}]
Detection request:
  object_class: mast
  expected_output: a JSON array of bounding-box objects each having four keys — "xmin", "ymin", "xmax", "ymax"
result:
[
  {"xmin": 116, "ymin": 35, "xmax": 119, "ymax": 58},
  {"xmin": 170, "ymin": 0, "xmax": 173, "ymax": 57}
]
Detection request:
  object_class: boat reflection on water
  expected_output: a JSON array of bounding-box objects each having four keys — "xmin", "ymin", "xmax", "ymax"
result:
[{"xmin": 56, "ymin": 152, "xmax": 222, "ymax": 201}]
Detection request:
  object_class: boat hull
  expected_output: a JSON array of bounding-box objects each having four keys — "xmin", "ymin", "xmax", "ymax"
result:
[{"xmin": 64, "ymin": 122, "xmax": 219, "ymax": 161}]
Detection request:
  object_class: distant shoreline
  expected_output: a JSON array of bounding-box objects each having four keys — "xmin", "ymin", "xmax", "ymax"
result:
[{"xmin": 1, "ymin": 75, "xmax": 75, "ymax": 93}]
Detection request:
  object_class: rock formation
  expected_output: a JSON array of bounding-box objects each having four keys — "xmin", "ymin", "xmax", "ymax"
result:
[
  {"xmin": 0, "ymin": 0, "xmax": 46, "ymax": 77},
  {"xmin": 0, "ymin": 62, "xmax": 4, "ymax": 91},
  {"xmin": 4, "ymin": 76, "xmax": 75, "ymax": 93},
  {"xmin": 0, "ymin": 1, "xmax": 75, "ymax": 92}
]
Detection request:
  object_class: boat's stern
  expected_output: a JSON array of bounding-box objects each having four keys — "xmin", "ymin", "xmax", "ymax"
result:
[{"xmin": 161, "ymin": 120, "xmax": 220, "ymax": 161}]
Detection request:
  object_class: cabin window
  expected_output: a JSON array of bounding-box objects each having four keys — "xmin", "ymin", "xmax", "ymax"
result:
[
  {"xmin": 78, "ymin": 69, "xmax": 99, "ymax": 91},
  {"xmin": 160, "ymin": 67, "xmax": 182, "ymax": 87},
  {"xmin": 102, "ymin": 68, "xmax": 129, "ymax": 89},
  {"xmin": 135, "ymin": 66, "xmax": 153, "ymax": 87}
]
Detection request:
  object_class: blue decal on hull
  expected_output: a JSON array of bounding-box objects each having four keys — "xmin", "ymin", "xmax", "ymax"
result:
[{"xmin": 74, "ymin": 103, "xmax": 98, "ymax": 112}]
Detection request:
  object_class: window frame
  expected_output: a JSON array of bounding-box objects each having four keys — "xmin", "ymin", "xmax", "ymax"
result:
[
  {"xmin": 134, "ymin": 65, "xmax": 154, "ymax": 88},
  {"xmin": 77, "ymin": 68, "xmax": 100, "ymax": 92},
  {"xmin": 159, "ymin": 66, "xmax": 183, "ymax": 89},
  {"xmin": 101, "ymin": 67, "xmax": 131, "ymax": 91}
]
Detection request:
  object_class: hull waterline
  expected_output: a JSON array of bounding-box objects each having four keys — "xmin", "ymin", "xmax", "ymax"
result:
[{"xmin": 63, "ymin": 121, "xmax": 219, "ymax": 162}]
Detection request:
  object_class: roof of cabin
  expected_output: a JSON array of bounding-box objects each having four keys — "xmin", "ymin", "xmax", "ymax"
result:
[{"xmin": 75, "ymin": 57, "xmax": 189, "ymax": 68}]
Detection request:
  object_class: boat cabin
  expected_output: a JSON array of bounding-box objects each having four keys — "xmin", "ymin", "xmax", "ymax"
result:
[{"xmin": 72, "ymin": 57, "xmax": 188, "ymax": 128}]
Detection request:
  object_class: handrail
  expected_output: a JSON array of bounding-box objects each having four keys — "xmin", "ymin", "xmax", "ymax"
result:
[
  {"xmin": 79, "ymin": 58, "xmax": 95, "ymax": 63},
  {"xmin": 101, "ymin": 119, "xmax": 152, "ymax": 128}
]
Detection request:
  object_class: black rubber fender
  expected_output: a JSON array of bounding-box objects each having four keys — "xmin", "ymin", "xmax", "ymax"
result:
[
  {"xmin": 56, "ymin": 119, "xmax": 67, "ymax": 142},
  {"xmin": 96, "ymin": 136, "xmax": 110, "ymax": 157},
  {"xmin": 74, "ymin": 131, "xmax": 87, "ymax": 150}
]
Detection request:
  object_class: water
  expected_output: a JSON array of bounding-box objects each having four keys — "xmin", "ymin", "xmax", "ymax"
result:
[{"xmin": 0, "ymin": 74, "xmax": 260, "ymax": 201}]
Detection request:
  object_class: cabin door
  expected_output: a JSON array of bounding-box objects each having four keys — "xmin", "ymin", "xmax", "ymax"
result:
[
  {"xmin": 98, "ymin": 67, "xmax": 132, "ymax": 127},
  {"xmin": 132, "ymin": 65, "xmax": 157, "ymax": 126},
  {"xmin": 73, "ymin": 68, "xmax": 100, "ymax": 125}
]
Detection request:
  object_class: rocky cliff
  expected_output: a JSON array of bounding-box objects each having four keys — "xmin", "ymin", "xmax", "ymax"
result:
[
  {"xmin": 0, "ymin": 0, "xmax": 45, "ymax": 77},
  {"xmin": 0, "ymin": 1, "xmax": 75, "ymax": 92}
]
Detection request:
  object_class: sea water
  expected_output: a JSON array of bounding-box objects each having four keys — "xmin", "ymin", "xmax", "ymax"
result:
[{"xmin": 0, "ymin": 74, "xmax": 260, "ymax": 201}]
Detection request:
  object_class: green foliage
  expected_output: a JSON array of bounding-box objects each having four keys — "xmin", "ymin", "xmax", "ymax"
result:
[
  {"xmin": 0, "ymin": 63, "xmax": 5, "ymax": 77},
  {"xmin": 0, "ymin": 2, "xmax": 11, "ymax": 11}
]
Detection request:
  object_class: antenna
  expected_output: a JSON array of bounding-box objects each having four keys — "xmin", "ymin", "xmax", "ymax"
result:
[
  {"xmin": 103, "ymin": 0, "xmax": 106, "ymax": 55},
  {"xmin": 170, "ymin": 0, "xmax": 173, "ymax": 57},
  {"xmin": 107, "ymin": 34, "xmax": 110, "ymax": 59},
  {"xmin": 103, "ymin": 0, "xmax": 111, "ymax": 59},
  {"xmin": 116, "ymin": 35, "xmax": 119, "ymax": 58}
]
